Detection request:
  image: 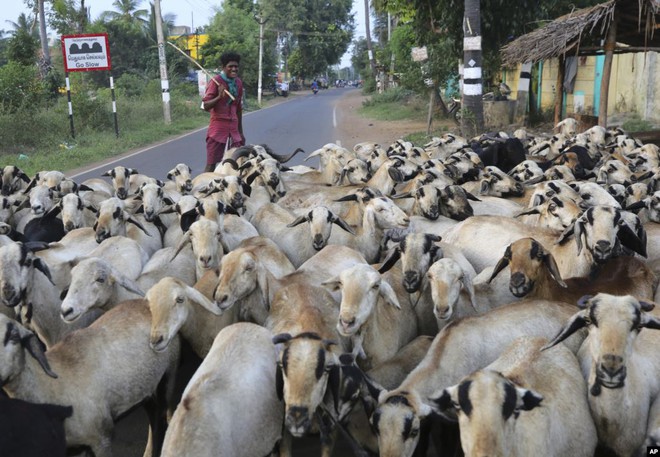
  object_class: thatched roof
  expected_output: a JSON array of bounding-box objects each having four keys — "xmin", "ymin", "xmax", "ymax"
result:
[{"xmin": 501, "ymin": 0, "xmax": 660, "ymax": 66}]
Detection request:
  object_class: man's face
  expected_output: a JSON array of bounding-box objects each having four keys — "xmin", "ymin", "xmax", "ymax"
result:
[{"xmin": 224, "ymin": 61, "xmax": 239, "ymax": 78}]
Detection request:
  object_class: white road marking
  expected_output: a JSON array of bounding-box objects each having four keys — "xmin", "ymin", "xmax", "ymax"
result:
[{"xmin": 333, "ymin": 105, "xmax": 337, "ymax": 128}]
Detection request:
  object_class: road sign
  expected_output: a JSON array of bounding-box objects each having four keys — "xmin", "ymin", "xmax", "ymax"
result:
[
  {"xmin": 411, "ymin": 46, "xmax": 428, "ymax": 62},
  {"xmin": 61, "ymin": 34, "xmax": 112, "ymax": 72}
]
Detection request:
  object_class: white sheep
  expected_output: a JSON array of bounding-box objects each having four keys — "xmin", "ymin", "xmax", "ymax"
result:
[
  {"xmin": 429, "ymin": 337, "xmax": 597, "ymax": 457},
  {"xmin": 0, "ymin": 301, "xmax": 180, "ymax": 457},
  {"xmin": 160, "ymin": 322, "xmax": 283, "ymax": 457}
]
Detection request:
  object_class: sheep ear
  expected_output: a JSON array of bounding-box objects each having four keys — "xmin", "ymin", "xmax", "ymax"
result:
[
  {"xmin": 21, "ymin": 331, "xmax": 58, "ymax": 378},
  {"xmin": 640, "ymin": 312, "xmax": 660, "ymax": 330},
  {"xmin": 515, "ymin": 207, "xmax": 541, "ymax": 217},
  {"xmin": 387, "ymin": 166, "xmax": 404, "ymax": 183},
  {"xmin": 111, "ymin": 272, "xmax": 145, "ymax": 297},
  {"xmin": 465, "ymin": 191, "xmax": 481, "ymax": 202},
  {"xmin": 428, "ymin": 385, "xmax": 459, "ymax": 416},
  {"xmin": 171, "ymin": 231, "xmax": 192, "ymax": 261},
  {"xmin": 391, "ymin": 191, "xmax": 413, "ymax": 199},
  {"xmin": 186, "ymin": 285, "xmax": 221, "ymax": 315},
  {"xmin": 272, "ymin": 333, "xmax": 292, "ymax": 345},
  {"xmin": 516, "ymin": 387, "xmax": 543, "ymax": 412},
  {"xmin": 275, "ymin": 363, "xmax": 284, "ymax": 401},
  {"xmin": 541, "ymin": 309, "xmax": 590, "ymax": 351},
  {"xmin": 32, "ymin": 258, "xmax": 54, "ymax": 285},
  {"xmin": 378, "ymin": 247, "xmax": 401, "ymax": 274},
  {"xmin": 321, "ymin": 276, "xmax": 341, "ymax": 292},
  {"xmin": 287, "ymin": 215, "xmax": 307, "ymax": 228},
  {"xmin": 488, "ymin": 247, "xmax": 511, "ymax": 283},
  {"xmin": 556, "ymin": 219, "xmax": 578, "ymax": 246},
  {"xmin": 625, "ymin": 200, "xmax": 647, "ymax": 212},
  {"xmin": 461, "ymin": 273, "xmax": 478, "ymax": 311},
  {"xmin": 543, "ymin": 253, "xmax": 567, "ymax": 288},
  {"xmin": 331, "ymin": 215, "xmax": 356, "ymax": 235},
  {"xmin": 617, "ymin": 219, "xmax": 647, "ymax": 258},
  {"xmin": 180, "ymin": 208, "xmax": 199, "ymax": 232},
  {"xmin": 479, "ymin": 180, "xmax": 491, "ymax": 194},
  {"xmin": 379, "ymin": 280, "xmax": 401, "ymax": 309},
  {"xmin": 127, "ymin": 215, "xmax": 150, "ymax": 235}
]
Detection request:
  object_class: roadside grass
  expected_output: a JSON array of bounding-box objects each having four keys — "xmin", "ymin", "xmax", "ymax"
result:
[
  {"xmin": 0, "ymin": 86, "xmax": 275, "ymax": 176},
  {"xmin": 359, "ymin": 88, "xmax": 458, "ymax": 144}
]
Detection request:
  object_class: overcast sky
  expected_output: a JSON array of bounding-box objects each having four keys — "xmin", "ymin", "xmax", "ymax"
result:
[{"xmin": 1, "ymin": 0, "xmax": 368, "ymax": 67}]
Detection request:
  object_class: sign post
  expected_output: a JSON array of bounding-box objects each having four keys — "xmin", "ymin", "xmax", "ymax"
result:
[{"xmin": 60, "ymin": 33, "xmax": 117, "ymax": 138}]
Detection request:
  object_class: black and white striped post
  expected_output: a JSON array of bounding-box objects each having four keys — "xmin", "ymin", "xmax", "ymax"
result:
[
  {"xmin": 109, "ymin": 73, "xmax": 119, "ymax": 137},
  {"xmin": 462, "ymin": 0, "xmax": 485, "ymax": 135},
  {"xmin": 65, "ymin": 71, "xmax": 75, "ymax": 138},
  {"xmin": 514, "ymin": 62, "xmax": 533, "ymax": 124}
]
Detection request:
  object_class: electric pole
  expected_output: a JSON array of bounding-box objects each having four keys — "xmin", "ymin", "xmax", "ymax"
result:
[
  {"xmin": 154, "ymin": 0, "xmax": 171, "ymax": 124},
  {"xmin": 254, "ymin": 14, "xmax": 268, "ymax": 107}
]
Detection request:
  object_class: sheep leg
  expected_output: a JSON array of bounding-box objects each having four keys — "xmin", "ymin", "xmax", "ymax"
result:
[
  {"xmin": 142, "ymin": 372, "xmax": 175, "ymax": 457},
  {"xmin": 275, "ymin": 429, "xmax": 293, "ymax": 457},
  {"xmin": 316, "ymin": 409, "xmax": 338, "ymax": 457}
]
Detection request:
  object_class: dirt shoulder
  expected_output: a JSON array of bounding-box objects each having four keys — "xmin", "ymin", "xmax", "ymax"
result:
[{"xmin": 334, "ymin": 90, "xmax": 431, "ymax": 148}]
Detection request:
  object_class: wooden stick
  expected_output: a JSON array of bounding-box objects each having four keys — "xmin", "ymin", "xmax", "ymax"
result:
[{"xmin": 166, "ymin": 40, "xmax": 235, "ymax": 100}]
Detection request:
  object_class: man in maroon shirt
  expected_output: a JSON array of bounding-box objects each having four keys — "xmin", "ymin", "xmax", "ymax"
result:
[{"xmin": 202, "ymin": 51, "xmax": 245, "ymax": 172}]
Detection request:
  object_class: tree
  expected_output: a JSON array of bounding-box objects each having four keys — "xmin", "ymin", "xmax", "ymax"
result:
[
  {"xmin": 37, "ymin": 0, "xmax": 51, "ymax": 71},
  {"xmin": 99, "ymin": 0, "xmax": 148, "ymax": 25},
  {"xmin": 200, "ymin": 3, "xmax": 277, "ymax": 94},
  {"xmin": 364, "ymin": 0, "xmax": 376, "ymax": 78},
  {"xmin": 49, "ymin": 0, "xmax": 89, "ymax": 34},
  {"xmin": 6, "ymin": 27, "xmax": 39, "ymax": 66},
  {"xmin": 461, "ymin": 0, "xmax": 484, "ymax": 135}
]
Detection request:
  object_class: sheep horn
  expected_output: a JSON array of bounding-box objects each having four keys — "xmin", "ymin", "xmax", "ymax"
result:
[
  {"xmin": 268, "ymin": 147, "xmax": 304, "ymax": 163},
  {"xmin": 334, "ymin": 194, "xmax": 359, "ymax": 202},
  {"xmin": 230, "ymin": 146, "xmax": 256, "ymax": 161}
]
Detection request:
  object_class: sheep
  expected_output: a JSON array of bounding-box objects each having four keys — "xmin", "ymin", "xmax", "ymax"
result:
[
  {"xmin": 93, "ymin": 197, "xmax": 162, "ymax": 257},
  {"xmin": 508, "ymin": 160, "xmax": 546, "ymax": 184},
  {"xmin": 0, "ymin": 397, "xmax": 73, "ymax": 457},
  {"xmin": 440, "ymin": 205, "xmax": 647, "ymax": 276},
  {"xmin": 147, "ymin": 275, "xmax": 238, "ymax": 358},
  {"xmin": 165, "ymin": 163, "xmax": 193, "ymax": 194},
  {"xmin": 429, "ymin": 336, "xmax": 598, "ymax": 457},
  {"xmin": 487, "ymin": 237, "xmax": 657, "ymax": 303},
  {"xmin": 324, "ymin": 196, "xmax": 410, "ymax": 264},
  {"xmin": 213, "ymin": 244, "xmax": 364, "ymax": 325},
  {"xmin": 555, "ymin": 117, "xmax": 578, "ymax": 136},
  {"xmin": 321, "ymin": 263, "xmax": 418, "ymax": 371},
  {"xmin": 0, "ymin": 302, "xmax": 180, "ymax": 457},
  {"xmin": 15, "ymin": 184, "xmax": 58, "ymax": 233},
  {"xmin": 364, "ymin": 299, "xmax": 586, "ymax": 457},
  {"xmin": 542, "ymin": 293, "xmax": 660, "ymax": 456},
  {"xmin": 0, "ymin": 242, "xmax": 100, "ymax": 347},
  {"xmin": 250, "ymin": 203, "xmax": 356, "ymax": 268},
  {"xmin": 339, "ymin": 158, "xmax": 371, "ymax": 185},
  {"xmin": 426, "ymin": 257, "xmax": 479, "ymax": 324},
  {"xmin": 101, "ymin": 166, "xmax": 138, "ymax": 199},
  {"xmin": 461, "ymin": 165, "xmax": 525, "ymax": 199},
  {"xmin": 0, "ymin": 195, "xmax": 23, "ymax": 225},
  {"xmin": 59, "ymin": 240, "xmax": 152, "ymax": 323},
  {"xmin": 56, "ymin": 192, "xmax": 99, "ymax": 232},
  {"xmin": 133, "ymin": 181, "xmax": 176, "ymax": 226},
  {"xmin": 160, "ymin": 322, "xmax": 283, "ymax": 457},
  {"xmin": 1, "ymin": 166, "xmax": 31, "ymax": 196},
  {"xmin": 80, "ymin": 177, "xmax": 115, "ymax": 196},
  {"xmin": 172, "ymin": 217, "xmax": 226, "ymax": 281},
  {"xmin": 240, "ymin": 157, "xmax": 289, "ymax": 200},
  {"xmin": 268, "ymin": 283, "xmax": 342, "ymax": 454}
]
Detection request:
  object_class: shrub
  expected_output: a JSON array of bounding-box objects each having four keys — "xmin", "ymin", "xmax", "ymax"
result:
[
  {"xmin": 362, "ymin": 87, "xmax": 416, "ymax": 107},
  {"xmin": 0, "ymin": 62, "xmax": 47, "ymax": 112},
  {"xmin": 116, "ymin": 73, "xmax": 148, "ymax": 98}
]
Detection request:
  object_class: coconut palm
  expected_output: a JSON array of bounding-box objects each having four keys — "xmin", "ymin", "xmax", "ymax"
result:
[
  {"xmin": 5, "ymin": 13, "xmax": 38, "ymax": 36},
  {"xmin": 100, "ymin": 0, "xmax": 148, "ymax": 25}
]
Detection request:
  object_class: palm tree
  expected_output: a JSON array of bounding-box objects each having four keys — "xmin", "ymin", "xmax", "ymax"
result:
[
  {"xmin": 146, "ymin": 2, "xmax": 175, "ymax": 42},
  {"xmin": 5, "ymin": 13, "xmax": 38, "ymax": 36},
  {"xmin": 100, "ymin": 0, "xmax": 148, "ymax": 25},
  {"xmin": 37, "ymin": 0, "xmax": 51, "ymax": 69}
]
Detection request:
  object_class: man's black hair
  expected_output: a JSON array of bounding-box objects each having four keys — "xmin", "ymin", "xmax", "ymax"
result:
[{"xmin": 220, "ymin": 52, "xmax": 241, "ymax": 67}]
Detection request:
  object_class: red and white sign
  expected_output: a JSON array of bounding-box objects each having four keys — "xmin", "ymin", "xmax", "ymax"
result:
[{"xmin": 61, "ymin": 34, "xmax": 111, "ymax": 72}]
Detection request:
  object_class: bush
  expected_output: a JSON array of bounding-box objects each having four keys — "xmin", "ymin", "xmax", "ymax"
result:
[
  {"xmin": 362, "ymin": 87, "xmax": 416, "ymax": 107},
  {"xmin": 116, "ymin": 73, "xmax": 148, "ymax": 98},
  {"xmin": 0, "ymin": 62, "xmax": 47, "ymax": 112}
]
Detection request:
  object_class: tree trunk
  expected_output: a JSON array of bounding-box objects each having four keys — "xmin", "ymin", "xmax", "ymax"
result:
[
  {"xmin": 461, "ymin": 0, "xmax": 484, "ymax": 136},
  {"xmin": 364, "ymin": 0, "xmax": 377, "ymax": 79},
  {"xmin": 38, "ymin": 0, "xmax": 51, "ymax": 73}
]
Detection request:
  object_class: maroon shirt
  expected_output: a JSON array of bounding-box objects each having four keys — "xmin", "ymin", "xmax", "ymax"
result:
[{"xmin": 203, "ymin": 74, "xmax": 243, "ymax": 144}]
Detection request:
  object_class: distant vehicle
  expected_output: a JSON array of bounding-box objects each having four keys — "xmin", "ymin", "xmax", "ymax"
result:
[{"xmin": 277, "ymin": 81, "xmax": 289, "ymax": 97}]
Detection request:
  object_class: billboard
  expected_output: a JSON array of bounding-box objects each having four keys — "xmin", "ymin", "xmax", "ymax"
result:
[{"xmin": 61, "ymin": 34, "xmax": 112, "ymax": 72}]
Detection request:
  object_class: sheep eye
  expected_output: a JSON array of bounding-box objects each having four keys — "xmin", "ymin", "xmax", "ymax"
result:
[
  {"xmin": 582, "ymin": 193, "xmax": 591, "ymax": 200},
  {"xmin": 371, "ymin": 283, "xmax": 379, "ymax": 290},
  {"xmin": 96, "ymin": 277, "xmax": 105, "ymax": 283},
  {"xmin": 409, "ymin": 428, "xmax": 419, "ymax": 438},
  {"xmin": 175, "ymin": 296, "xmax": 184, "ymax": 303},
  {"xmin": 244, "ymin": 265, "xmax": 254, "ymax": 272}
]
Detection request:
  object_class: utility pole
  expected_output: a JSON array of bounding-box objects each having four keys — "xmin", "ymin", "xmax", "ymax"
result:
[
  {"xmin": 154, "ymin": 0, "xmax": 171, "ymax": 124},
  {"xmin": 254, "ymin": 14, "xmax": 268, "ymax": 107}
]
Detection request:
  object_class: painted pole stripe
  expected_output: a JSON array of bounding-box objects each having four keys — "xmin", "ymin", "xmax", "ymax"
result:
[
  {"xmin": 518, "ymin": 78, "xmax": 531, "ymax": 91},
  {"xmin": 112, "ymin": 101, "xmax": 117, "ymax": 112},
  {"xmin": 464, "ymin": 67, "xmax": 482, "ymax": 79},
  {"xmin": 520, "ymin": 71, "xmax": 532, "ymax": 80},
  {"xmin": 464, "ymin": 78, "xmax": 481, "ymax": 85},
  {"xmin": 68, "ymin": 102, "xmax": 73, "ymax": 115},
  {"xmin": 66, "ymin": 79, "xmax": 71, "ymax": 90},
  {"xmin": 161, "ymin": 80, "xmax": 169, "ymax": 90},
  {"xmin": 162, "ymin": 92, "xmax": 170, "ymax": 102},
  {"xmin": 464, "ymin": 83, "xmax": 483, "ymax": 95},
  {"xmin": 463, "ymin": 36, "xmax": 482, "ymax": 51}
]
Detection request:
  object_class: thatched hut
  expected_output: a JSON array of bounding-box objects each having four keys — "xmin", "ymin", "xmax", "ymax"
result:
[{"xmin": 500, "ymin": 0, "xmax": 659, "ymax": 127}]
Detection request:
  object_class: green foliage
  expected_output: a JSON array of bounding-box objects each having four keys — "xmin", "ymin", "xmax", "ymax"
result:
[
  {"xmin": 115, "ymin": 73, "xmax": 148, "ymax": 97},
  {"xmin": 200, "ymin": 3, "xmax": 276, "ymax": 95},
  {"xmin": 6, "ymin": 28, "xmax": 39, "ymax": 66},
  {"xmin": 622, "ymin": 115, "xmax": 654, "ymax": 133},
  {"xmin": 362, "ymin": 86, "xmax": 415, "ymax": 106},
  {"xmin": 49, "ymin": 0, "xmax": 88, "ymax": 34},
  {"xmin": 0, "ymin": 62, "xmax": 46, "ymax": 112}
]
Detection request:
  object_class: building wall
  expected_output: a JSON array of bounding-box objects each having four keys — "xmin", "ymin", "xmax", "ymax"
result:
[
  {"xmin": 168, "ymin": 34, "xmax": 209, "ymax": 61},
  {"xmin": 518, "ymin": 51, "xmax": 660, "ymax": 124}
]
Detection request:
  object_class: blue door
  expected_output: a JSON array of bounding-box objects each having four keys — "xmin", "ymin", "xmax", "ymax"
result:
[{"xmin": 593, "ymin": 55, "xmax": 605, "ymax": 116}]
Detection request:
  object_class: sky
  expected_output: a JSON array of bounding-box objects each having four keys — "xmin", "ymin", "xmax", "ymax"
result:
[{"xmin": 1, "ymin": 0, "xmax": 368, "ymax": 67}]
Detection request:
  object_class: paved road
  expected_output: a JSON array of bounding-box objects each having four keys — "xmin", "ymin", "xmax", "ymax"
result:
[
  {"xmin": 90, "ymin": 87, "xmax": 365, "ymax": 456},
  {"xmin": 72, "ymin": 87, "xmax": 354, "ymax": 182}
]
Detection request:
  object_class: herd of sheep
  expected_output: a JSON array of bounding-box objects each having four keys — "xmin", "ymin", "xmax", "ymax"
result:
[{"xmin": 1, "ymin": 115, "xmax": 660, "ymax": 457}]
